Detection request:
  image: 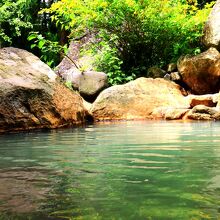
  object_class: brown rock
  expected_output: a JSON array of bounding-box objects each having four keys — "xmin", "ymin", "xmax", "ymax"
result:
[
  {"xmin": 177, "ymin": 48, "xmax": 220, "ymax": 94},
  {"xmin": 213, "ymin": 111, "xmax": 220, "ymax": 120},
  {"xmin": 203, "ymin": 0, "xmax": 220, "ymax": 50},
  {"xmin": 188, "ymin": 94, "xmax": 219, "ymax": 108},
  {"xmin": 147, "ymin": 67, "xmax": 166, "ymax": 78},
  {"xmin": 0, "ymin": 47, "xmax": 86, "ymax": 133},
  {"xmin": 167, "ymin": 63, "xmax": 177, "ymax": 73},
  {"xmin": 170, "ymin": 72, "xmax": 181, "ymax": 81},
  {"xmin": 91, "ymin": 77, "xmax": 189, "ymax": 121},
  {"xmin": 151, "ymin": 107, "xmax": 189, "ymax": 120},
  {"xmin": 185, "ymin": 105, "xmax": 218, "ymax": 120}
]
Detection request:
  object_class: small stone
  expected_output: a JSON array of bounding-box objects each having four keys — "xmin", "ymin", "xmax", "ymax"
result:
[
  {"xmin": 147, "ymin": 67, "xmax": 166, "ymax": 78},
  {"xmin": 170, "ymin": 72, "xmax": 181, "ymax": 81},
  {"xmin": 188, "ymin": 94, "xmax": 218, "ymax": 108},
  {"xmin": 164, "ymin": 73, "xmax": 171, "ymax": 80},
  {"xmin": 167, "ymin": 63, "xmax": 177, "ymax": 73}
]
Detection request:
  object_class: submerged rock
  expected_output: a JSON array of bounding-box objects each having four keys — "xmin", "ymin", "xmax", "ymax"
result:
[
  {"xmin": 203, "ymin": 0, "xmax": 220, "ymax": 50},
  {"xmin": 90, "ymin": 77, "xmax": 189, "ymax": 121},
  {"xmin": 0, "ymin": 47, "xmax": 86, "ymax": 133},
  {"xmin": 177, "ymin": 48, "xmax": 220, "ymax": 94}
]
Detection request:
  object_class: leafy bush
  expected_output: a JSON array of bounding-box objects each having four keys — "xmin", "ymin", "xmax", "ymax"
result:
[
  {"xmin": 0, "ymin": 0, "xmax": 63, "ymax": 68},
  {"xmin": 0, "ymin": 0, "xmax": 33, "ymax": 46},
  {"xmin": 27, "ymin": 32, "xmax": 68, "ymax": 68},
  {"xmin": 38, "ymin": 0, "xmax": 214, "ymax": 84}
]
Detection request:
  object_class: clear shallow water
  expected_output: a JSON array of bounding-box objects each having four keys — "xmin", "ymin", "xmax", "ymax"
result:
[{"xmin": 0, "ymin": 121, "xmax": 220, "ymax": 219}]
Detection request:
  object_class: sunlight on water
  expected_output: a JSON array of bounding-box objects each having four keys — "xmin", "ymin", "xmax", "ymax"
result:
[{"xmin": 0, "ymin": 121, "xmax": 220, "ymax": 219}]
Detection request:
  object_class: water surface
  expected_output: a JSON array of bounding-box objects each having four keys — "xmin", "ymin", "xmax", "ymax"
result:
[{"xmin": 0, "ymin": 121, "xmax": 220, "ymax": 219}]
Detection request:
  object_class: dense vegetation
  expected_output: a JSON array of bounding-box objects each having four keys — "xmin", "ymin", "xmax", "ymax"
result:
[{"xmin": 0, "ymin": 0, "xmax": 215, "ymax": 85}]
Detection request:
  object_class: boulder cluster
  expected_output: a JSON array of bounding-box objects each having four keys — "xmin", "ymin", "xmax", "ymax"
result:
[{"xmin": 1, "ymin": 0, "xmax": 220, "ymax": 133}]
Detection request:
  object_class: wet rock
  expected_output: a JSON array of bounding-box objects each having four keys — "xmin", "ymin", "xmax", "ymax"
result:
[
  {"xmin": 203, "ymin": 0, "xmax": 220, "ymax": 50},
  {"xmin": 177, "ymin": 48, "xmax": 220, "ymax": 94},
  {"xmin": 0, "ymin": 47, "xmax": 86, "ymax": 133},
  {"xmin": 91, "ymin": 77, "xmax": 190, "ymax": 121}
]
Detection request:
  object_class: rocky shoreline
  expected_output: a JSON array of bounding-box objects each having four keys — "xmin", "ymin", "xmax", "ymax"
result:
[
  {"xmin": 1, "ymin": 46, "xmax": 220, "ymax": 134},
  {"xmin": 1, "ymin": 0, "xmax": 220, "ymax": 133}
]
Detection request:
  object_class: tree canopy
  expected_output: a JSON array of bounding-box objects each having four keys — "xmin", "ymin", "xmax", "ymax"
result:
[{"xmin": 0, "ymin": 0, "xmax": 215, "ymax": 84}]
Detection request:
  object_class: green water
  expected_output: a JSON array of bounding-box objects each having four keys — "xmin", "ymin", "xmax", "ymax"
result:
[{"xmin": 0, "ymin": 121, "xmax": 220, "ymax": 220}]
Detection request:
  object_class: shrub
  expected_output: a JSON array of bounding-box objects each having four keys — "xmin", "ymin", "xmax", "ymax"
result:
[
  {"xmin": 0, "ymin": 0, "xmax": 33, "ymax": 47},
  {"xmin": 44, "ymin": 0, "xmax": 214, "ymax": 84}
]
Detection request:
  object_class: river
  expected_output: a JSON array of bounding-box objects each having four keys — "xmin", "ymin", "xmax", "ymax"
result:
[{"xmin": 0, "ymin": 121, "xmax": 220, "ymax": 219}]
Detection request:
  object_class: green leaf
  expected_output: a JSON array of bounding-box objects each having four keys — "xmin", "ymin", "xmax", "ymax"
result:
[
  {"xmin": 38, "ymin": 40, "xmax": 45, "ymax": 49},
  {"xmin": 27, "ymin": 34, "xmax": 37, "ymax": 41},
  {"xmin": 30, "ymin": 44, "xmax": 36, "ymax": 49}
]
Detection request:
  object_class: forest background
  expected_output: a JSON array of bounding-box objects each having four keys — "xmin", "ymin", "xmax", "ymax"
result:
[{"xmin": 0, "ymin": 0, "xmax": 215, "ymax": 85}]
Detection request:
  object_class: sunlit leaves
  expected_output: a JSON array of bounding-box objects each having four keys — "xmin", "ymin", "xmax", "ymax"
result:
[
  {"xmin": 44, "ymin": 0, "xmax": 214, "ymax": 84},
  {"xmin": 0, "ymin": 0, "xmax": 33, "ymax": 45}
]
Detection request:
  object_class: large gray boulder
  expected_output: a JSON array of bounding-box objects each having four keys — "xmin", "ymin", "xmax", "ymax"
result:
[
  {"xmin": 0, "ymin": 47, "xmax": 86, "ymax": 133},
  {"xmin": 177, "ymin": 47, "xmax": 220, "ymax": 94},
  {"xmin": 203, "ymin": 0, "xmax": 220, "ymax": 50},
  {"xmin": 61, "ymin": 69, "xmax": 108, "ymax": 102},
  {"xmin": 56, "ymin": 34, "xmax": 95, "ymax": 74},
  {"xmin": 56, "ymin": 35, "xmax": 108, "ymax": 102},
  {"xmin": 78, "ymin": 71, "xmax": 108, "ymax": 102}
]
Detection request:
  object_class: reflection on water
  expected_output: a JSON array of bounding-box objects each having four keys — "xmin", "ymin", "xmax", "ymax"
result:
[{"xmin": 0, "ymin": 121, "xmax": 220, "ymax": 219}]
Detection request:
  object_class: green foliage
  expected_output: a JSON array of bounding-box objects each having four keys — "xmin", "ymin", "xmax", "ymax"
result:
[
  {"xmin": 27, "ymin": 32, "xmax": 68, "ymax": 68},
  {"xmin": 64, "ymin": 81, "xmax": 74, "ymax": 90},
  {"xmin": 93, "ymin": 34, "xmax": 135, "ymax": 85},
  {"xmin": 0, "ymin": 0, "xmax": 33, "ymax": 46},
  {"xmin": 1, "ymin": 0, "xmax": 214, "ymax": 84},
  {"xmin": 0, "ymin": 0, "xmax": 63, "ymax": 68},
  {"xmin": 44, "ymin": 0, "xmax": 214, "ymax": 84}
]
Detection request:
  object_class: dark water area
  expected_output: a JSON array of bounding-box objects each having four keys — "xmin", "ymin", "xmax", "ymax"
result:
[{"xmin": 0, "ymin": 121, "xmax": 220, "ymax": 219}]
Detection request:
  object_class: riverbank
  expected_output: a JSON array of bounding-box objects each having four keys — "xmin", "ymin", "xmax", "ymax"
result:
[{"xmin": 1, "ymin": 46, "xmax": 220, "ymax": 134}]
